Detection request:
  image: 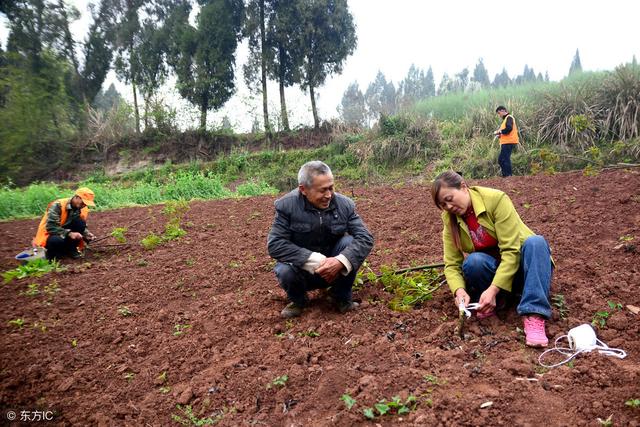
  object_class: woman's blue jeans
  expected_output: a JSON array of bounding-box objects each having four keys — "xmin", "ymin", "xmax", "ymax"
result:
[{"xmin": 461, "ymin": 235, "xmax": 553, "ymax": 319}]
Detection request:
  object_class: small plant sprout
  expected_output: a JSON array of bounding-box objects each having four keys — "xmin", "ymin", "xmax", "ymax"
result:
[
  {"xmin": 8, "ymin": 318, "xmax": 25, "ymax": 329},
  {"xmin": 22, "ymin": 283, "xmax": 40, "ymax": 297},
  {"xmin": 625, "ymin": 398, "xmax": 640, "ymax": 408},
  {"xmin": 597, "ymin": 415, "xmax": 613, "ymax": 427},
  {"xmin": 423, "ymin": 374, "xmax": 441, "ymax": 385},
  {"xmin": 173, "ymin": 324, "xmax": 191, "ymax": 336},
  {"xmin": 3, "ymin": 258, "xmax": 66, "ymax": 284},
  {"xmin": 158, "ymin": 371, "xmax": 168, "ymax": 383},
  {"xmin": 607, "ymin": 301, "xmax": 623, "ymax": 311},
  {"xmin": 171, "ymin": 404, "xmax": 221, "ymax": 426},
  {"xmin": 298, "ymin": 329, "xmax": 320, "ymax": 338},
  {"xmin": 552, "ymin": 294, "xmax": 569, "ymax": 319},
  {"xmin": 341, "ymin": 394, "xmax": 357, "ymax": 410},
  {"xmin": 124, "ymin": 372, "xmax": 135, "ymax": 382},
  {"xmin": 362, "ymin": 395, "xmax": 417, "ymax": 420},
  {"xmin": 110, "ymin": 227, "xmax": 128, "ymax": 243},
  {"xmin": 118, "ymin": 306, "xmax": 133, "ymax": 317},
  {"xmin": 71, "ymin": 339, "xmax": 78, "ymax": 348},
  {"xmin": 266, "ymin": 375, "xmax": 288, "ymax": 389}
]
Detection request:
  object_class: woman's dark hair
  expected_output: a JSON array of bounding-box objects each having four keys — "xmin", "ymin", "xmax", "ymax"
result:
[
  {"xmin": 431, "ymin": 170, "xmax": 465, "ymax": 251},
  {"xmin": 496, "ymin": 105, "xmax": 508, "ymax": 113}
]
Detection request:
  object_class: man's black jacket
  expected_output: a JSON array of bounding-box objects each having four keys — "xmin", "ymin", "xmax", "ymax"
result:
[{"xmin": 267, "ymin": 189, "xmax": 374, "ymax": 271}]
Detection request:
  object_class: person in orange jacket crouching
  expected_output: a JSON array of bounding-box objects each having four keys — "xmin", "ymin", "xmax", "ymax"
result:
[{"xmin": 33, "ymin": 187, "xmax": 97, "ymax": 260}]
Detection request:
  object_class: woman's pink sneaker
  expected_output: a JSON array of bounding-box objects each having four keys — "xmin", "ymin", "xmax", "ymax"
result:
[{"xmin": 523, "ymin": 315, "xmax": 549, "ymax": 347}]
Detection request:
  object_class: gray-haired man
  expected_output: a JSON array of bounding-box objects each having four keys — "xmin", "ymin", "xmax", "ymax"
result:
[{"xmin": 267, "ymin": 161, "xmax": 374, "ymax": 318}]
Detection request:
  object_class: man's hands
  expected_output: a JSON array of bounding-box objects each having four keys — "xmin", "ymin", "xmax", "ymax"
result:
[
  {"xmin": 477, "ymin": 285, "xmax": 500, "ymax": 314},
  {"xmin": 315, "ymin": 257, "xmax": 344, "ymax": 283},
  {"xmin": 68, "ymin": 232, "xmax": 83, "ymax": 241}
]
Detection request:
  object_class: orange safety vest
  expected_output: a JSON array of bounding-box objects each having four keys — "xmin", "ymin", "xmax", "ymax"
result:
[
  {"xmin": 33, "ymin": 198, "xmax": 89, "ymax": 248},
  {"xmin": 499, "ymin": 114, "xmax": 519, "ymax": 145}
]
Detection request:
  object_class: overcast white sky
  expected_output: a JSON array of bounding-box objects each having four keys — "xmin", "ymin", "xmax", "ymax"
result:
[{"xmin": 2, "ymin": 0, "xmax": 639, "ymax": 131}]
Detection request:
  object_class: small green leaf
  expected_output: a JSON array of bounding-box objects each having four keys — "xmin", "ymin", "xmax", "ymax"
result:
[
  {"xmin": 341, "ymin": 394, "xmax": 356, "ymax": 410},
  {"xmin": 363, "ymin": 408, "xmax": 375, "ymax": 419}
]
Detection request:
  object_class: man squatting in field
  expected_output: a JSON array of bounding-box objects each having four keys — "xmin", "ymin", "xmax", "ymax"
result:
[
  {"xmin": 33, "ymin": 187, "xmax": 97, "ymax": 260},
  {"xmin": 267, "ymin": 161, "xmax": 374, "ymax": 318}
]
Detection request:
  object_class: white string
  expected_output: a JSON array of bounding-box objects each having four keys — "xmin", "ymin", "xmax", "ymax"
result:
[{"xmin": 538, "ymin": 334, "xmax": 627, "ymax": 368}]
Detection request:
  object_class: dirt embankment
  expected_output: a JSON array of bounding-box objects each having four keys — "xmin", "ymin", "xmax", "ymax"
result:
[{"xmin": 1, "ymin": 169, "xmax": 639, "ymax": 426}]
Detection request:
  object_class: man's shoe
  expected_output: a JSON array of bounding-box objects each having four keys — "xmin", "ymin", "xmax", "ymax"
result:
[
  {"xmin": 337, "ymin": 300, "xmax": 359, "ymax": 314},
  {"xmin": 71, "ymin": 250, "xmax": 83, "ymax": 259},
  {"xmin": 523, "ymin": 315, "xmax": 549, "ymax": 347},
  {"xmin": 281, "ymin": 302, "xmax": 303, "ymax": 319}
]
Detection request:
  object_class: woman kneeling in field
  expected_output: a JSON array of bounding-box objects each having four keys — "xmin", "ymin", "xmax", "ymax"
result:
[{"xmin": 431, "ymin": 171, "xmax": 553, "ymax": 347}]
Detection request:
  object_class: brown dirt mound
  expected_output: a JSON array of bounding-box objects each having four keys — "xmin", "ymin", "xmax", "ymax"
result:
[{"xmin": 1, "ymin": 169, "xmax": 639, "ymax": 426}]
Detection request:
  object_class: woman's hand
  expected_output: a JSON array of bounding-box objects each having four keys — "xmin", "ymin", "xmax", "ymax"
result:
[
  {"xmin": 454, "ymin": 288, "xmax": 471, "ymax": 308},
  {"xmin": 478, "ymin": 285, "xmax": 500, "ymax": 314}
]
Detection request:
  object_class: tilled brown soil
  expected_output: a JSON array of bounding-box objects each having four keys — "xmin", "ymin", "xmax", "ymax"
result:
[{"xmin": 1, "ymin": 169, "xmax": 639, "ymax": 426}]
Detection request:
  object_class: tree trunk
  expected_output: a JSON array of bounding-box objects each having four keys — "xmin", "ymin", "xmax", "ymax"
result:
[
  {"xmin": 200, "ymin": 96, "xmax": 208, "ymax": 130},
  {"xmin": 259, "ymin": 0, "xmax": 270, "ymax": 138},
  {"xmin": 310, "ymin": 83, "xmax": 319, "ymax": 129},
  {"xmin": 132, "ymin": 79, "xmax": 140, "ymax": 134},
  {"xmin": 279, "ymin": 47, "xmax": 289, "ymax": 131},
  {"xmin": 143, "ymin": 95, "xmax": 149, "ymax": 130}
]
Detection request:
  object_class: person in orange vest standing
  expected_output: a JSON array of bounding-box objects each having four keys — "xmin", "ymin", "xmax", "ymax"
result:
[
  {"xmin": 33, "ymin": 187, "xmax": 97, "ymax": 260},
  {"xmin": 493, "ymin": 106, "xmax": 519, "ymax": 177}
]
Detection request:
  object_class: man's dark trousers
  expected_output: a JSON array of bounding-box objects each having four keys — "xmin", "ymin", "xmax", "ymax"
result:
[
  {"xmin": 45, "ymin": 218, "xmax": 86, "ymax": 260},
  {"xmin": 274, "ymin": 235, "xmax": 356, "ymax": 306},
  {"xmin": 498, "ymin": 144, "xmax": 515, "ymax": 177}
]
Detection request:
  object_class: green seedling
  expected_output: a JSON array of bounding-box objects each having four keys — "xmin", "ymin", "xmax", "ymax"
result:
[
  {"xmin": 159, "ymin": 386, "xmax": 171, "ymax": 394},
  {"xmin": 43, "ymin": 281, "xmax": 60, "ymax": 296},
  {"xmin": 137, "ymin": 258, "xmax": 148, "ymax": 267},
  {"xmin": 370, "ymin": 264, "xmax": 443, "ymax": 311},
  {"xmin": 341, "ymin": 394, "xmax": 357, "ymax": 410},
  {"xmin": 592, "ymin": 301, "xmax": 623, "ymax": 328},
  {"xmin": 141, "ymin": 233, "xmax": 162, "ymax": 250},
  {"xmin": 171, "ymin": 404, "xmax": 222, "ymax": 426},
  {"xmin": 285, "ymin": 319, "xmax": 295, "ymax": 329},
  {"xmin": 619, "ymin": 235, "xmax": 634, "ymax": 242},
  {"xmin": 3, "ymin": 259, "xmax": 66, "ymax": 283},
  {"xmin": 625, "ymin": 398, "xmax": 640, "ymax": 408},
  {"xmin": 124, "ymin": 372, "xmax": 135, "ymax": 382},
  {"xmin": 22, "ymin": 283, "xmax": 40, "ymax": 297},
  {"xmin": 552, "ymin": 294, "xmax": 569, "ymax": 319},
  {"xmin": 363, "ymin": 395, "xmax": 417, "ymax": 420},
  {"xmin": 110, "ymin": 227, "xmax": 128, "ymax": 244},
  {"xmin": 266, "ymin": 375, "xmax": 288, "ymax": 389},
  {"xmin": 118, "ymin": 306, "xmax": 133, "ymax": 317},
  {"xmin": 423, "ymin": 374, "xmax": 441, "ymax": 385},
  {"xmin": 32, "ymin": 320, "xmax": 47, "ymax": 332},
  {"xmin": 71, "ymin": 338, "xmax": 78, "ymax": 348},
  {"xmin": 597, "ymin": 415, "xmax": 613, "ymax": 427},
  {"xmin": 607, "ymin": 301, "xmax": 623, "ymax": 310},
  {"xmin": 185, "ymin": 258, "xmax": 195, "ymax": 267},
  {"xmin": 298, "ymin": 329, "xmax": 320, "ymax": 338},
  {"xmin": 158, "ymin": 371, "xmax": 168, "ymax": 383},
  {"xmin": 173, "ymin": 324, "xmax": 192, "ymax": 336},
  {"xmin": 8, "ymin": 318, "xmax": 25, "ymax": 329}
]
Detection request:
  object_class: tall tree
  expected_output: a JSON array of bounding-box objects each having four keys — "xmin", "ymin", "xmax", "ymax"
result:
[
  {"xmin": 244, "ymin": 0, "xmax": 271, "ymax": 135},
  {"xmin": 492, "ymin": 68, "xmax": 511, "ymax": 87},
  {"xmin": 265, "ymin": 0, "xmax": 303, "ymax": 131},
  {"xmin": 113, "ymin": 0, "xmax": 144, "ymax": 133},
  {"xmin": 365, "ymin": 71, "xmax": 395, "ymax": 123},
  {"xmin": 423, "ymin": 66, "xmax": 435, "ymax": 97},
  {"xmin": 569, "ymin": 48, "xmax": 582, "ymax": 75},
  {"xmin": 338, "ymin": 81, "xmax": 365, "ymax": 126},
  {"xmin": 298, "ymin": 0, "xmax": 356, "ymax": 128},
  {"xmin": 168, "ymin": 0, "xmax": 243, "ymax": 130},
  {"xmin": 472, "ymin": 58, "xmax": 490, "ymax": 87}
]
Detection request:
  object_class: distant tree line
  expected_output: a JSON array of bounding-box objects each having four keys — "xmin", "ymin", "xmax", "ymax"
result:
[
  {"xmin": 339, "ymin": 51, "xmax": 586, "ymax": 127},
  {"xmin": 0, "ymin": 0, "xmax": 357, "ymax": 183}
]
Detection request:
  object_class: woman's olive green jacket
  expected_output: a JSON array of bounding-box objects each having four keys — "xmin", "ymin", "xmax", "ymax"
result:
[{"xmin": 440, "ymin": 186, "xmax": 538, "ymax": 295}]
